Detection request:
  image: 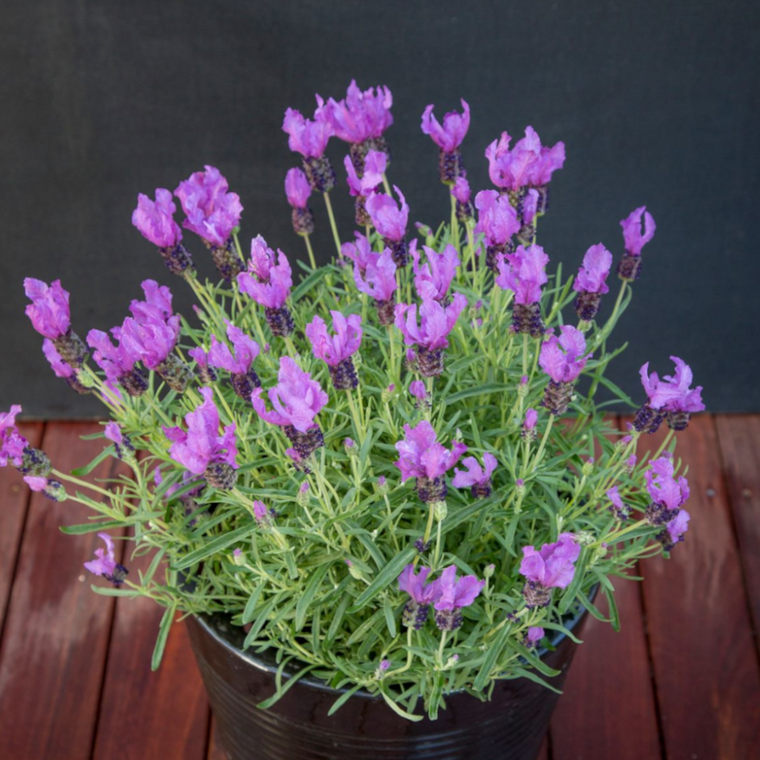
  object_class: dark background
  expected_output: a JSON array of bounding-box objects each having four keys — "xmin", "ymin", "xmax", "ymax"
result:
[{"xmin": 1, "ymin": 0, "xmax": 757, "ymax": 417}]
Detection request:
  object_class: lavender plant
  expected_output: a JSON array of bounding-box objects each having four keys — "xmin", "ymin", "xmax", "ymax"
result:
[{"xmin": 2, "ymin": 81, "xmax": 705, "ymax": 721}]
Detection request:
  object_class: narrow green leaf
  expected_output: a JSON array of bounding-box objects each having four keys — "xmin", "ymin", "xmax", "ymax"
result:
[
  {"xmin": 349, "ymin": 547, "xmax": 416, "ymax": 613},
  {"xmin": 173, "ymin": 521, "xmax": 255, "ymax": 570},
  {"xmin": 578, "ymin": 589, "xmax": 610, "ymax": 622},
  {"xmin": 443, "ymin": 383, "xmax": 510, "ymax": 406},
  {"xmin": 510, "ymin": 666, "xmax": 563, "ymax": 694},
  {"xmin": 90, "ymin": 584, "xmax": 141, "ymax": 597},
  {"xmin": 327, "ymin": 684, "xmax": 364, "ymax": 716},
  {"xmin": 257, "ymin": 663, "xmax": 317, "ymax": 710},
  {"xmin": 242, "ymin": 585, "xmax": 264, "ymax": 625},
  {"xmin": 473, "ymin": 619, "xmax": 512, "ymax": 691},
  {"xmin": 151, "ymin": 606, "xmax": 175, "ymax": 671},
  {"xmin": 295, "ymin": 564, "xmax": 329, "ymax": 631},
  {"xmin": 325, "ymin": 591, "xmax": 351, "ymax": 645},
  {"xmin": 61, "ymin": 519, "xmax": 125, "ymax": 535},
  {"xmin": 380, "ymin": 688, "xmax": 423, "ymax": 722},
  {"xmin": 291, "ymin": 268, "xmax": 327, "ymax": 302},
  {"xmin": 383, "ymin": 594, "xmax": 397, "ymax": 638},
  {"xmin": 559, "ymin": 549, "xmax": 589, "ymax": 614},
  {"xmin": 70, "ymin": 446, "xmax": 114, "ymax": 476},
  {"xmin": 603, "ymin": 585, "xmax": 621, "ymax": 632},
  {"xmin": 244, "ymin": 598, "xmax": 277, "ymax": 648},
  {"xmin": 141, "ymin": 549, "xmax": 166, "ymax": 585}
]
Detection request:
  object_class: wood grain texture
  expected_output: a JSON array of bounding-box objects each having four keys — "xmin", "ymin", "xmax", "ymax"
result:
[
  {"xmin": 635, "ymin": 415, "xmax": 760, "ymax": 760},
  {"xmin": 0, "ymin": 422, "xmax": 43, "ymax": 635},
  {"xmin": 0, "ymin": 423, "xmax": 124, "ymax": 760},
  {"xmin": 92, "ymin": 550, "xmax": 209, "ymax": 760},
  {"xmin": 715, "ymin": 414, "xmax": 760, "ymax": 645},
  {"xmin": 550, "ymin": 574, "xmax": 662, "ymax": 760}
]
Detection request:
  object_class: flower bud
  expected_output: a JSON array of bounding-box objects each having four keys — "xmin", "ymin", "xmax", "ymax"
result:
[
  {"xmin": 376, "ymin": 476, "xmax": 389, "ymax": 495},
  {"xmin": 297, "ymin": 481, "xmax": 310, "ymax": 506},
  {"xmin": 581, "ymin": 458, "xmax": 595, "ymax": 477},
  {"xmin": 484, "ymin": 563, "xmax": 496, "ymax": 578},
  {"xmin": 232, "ymin": 548, "xmax": 246, "ymax": 566},
  {"xmin": 434, "ymin": 500, "xmax": 448, "ymax": 522}
]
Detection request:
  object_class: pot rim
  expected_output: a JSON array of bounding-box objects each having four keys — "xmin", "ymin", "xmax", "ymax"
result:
[{"xmin": 192, "ymin": 584, "xmax": 597, "ymax": 700}]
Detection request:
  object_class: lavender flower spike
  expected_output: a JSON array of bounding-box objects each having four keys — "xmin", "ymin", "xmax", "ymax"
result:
[
  {"xmin": 87, "ymin": 327, "xmax": 147, "ymax": 397},
  {"xmin": 433, "ymin": 564, "xmax": 485, "ymax": 631},
  {"xmin": 132, "ymin": 188, "xmax": 194, "ymax": 275},
  {"xmin": 42, "ymin": 339, "xmax": 89, "ymax": 394},
  {"xmin": 284, "ymin": 168, "xmax": 314, "ymax": 235},
  {"xmin": 1, "ymin": 405, "xmax": 28, "ymax": 469},
  {"xmin": 606, "ymin": 485, "xmax": 631, "ymax": 521},
  {"xmin": 342, "ymin": 232, "xmax": 374, "ymax": 276},
  {"xmin": 251, "ymin": 356, "xmax": 329, "ymax": 461},
  {"xmin": 84, "ymin": 533, "xmax": 128, "ymax": 587},
  {"xmin": 522, "ymin": 408, "xmax": 539, "ymax": 440},
  {"xmin": 573, "ymin": 243, "xmax": 613, "ymax": 321},
  {"xmin": 495, "ymin": 245, "xmax": 549, "ymax": 336},
  {"xmin": 305, "ymin": 311, "xmax": 363, "ymax": 390},
  {"xmin": 105, "ymin": 422, "xmax": 134, "ymax": 462},
  {"xmin": 421, "ymin": 99, "xmax": 470, "ymax": 183},
  {"xmin": 411, "ymin": 243, "xmax": 460, "ymax": 303},
  {"xmin": 634, "ymin": 356, "xmax": 704, "ymax": 433},
  {"xmin": 524, "ymin": 627, "xmax": 545, "ymax": 648},
  {"xmin": 658, "ymin": 509, "xmax": 690, "ymax": 552},
  {"xmin": 163, "ymin": 387, "xmax": 238, "ymax": 489},
  {"xmin": 209, "ymin": 323, "xmax": 261, "ymax": 400},
  {"xmin": 237, "ymin": 236, "xmax": 295, "ymax": 337},
  {"xmin": 645, "ymin": 455, "xmax": 690, "ymax": 526},
  {"xmin": 452, "ymin": 452, "xmax": 498, "ymax": 499},
  {"xmin": 282, "ymin": 98, "xmax": 336, "ymax": 192},
  {"xmin": 24, "ymin": 278, "xmax": 88, "ymax": 367},
  {"xmin": 539, "ymin": 326, "xmax": 589, "ymax": 415},
  {"xmin": 175, "ymin": 166, "xmax": 244, "ymax": 280},
  {"xmin": 344, "ymin": 150, "xmax": 386, "ymax": 226},
  {"xmin": 451, "ymin": 177, "xmax": 474, "ymax": 222},
  {"xmin": 520, "ymin": 533, "xmax": 581, "ymax": 608},
  {"xmin": 394, "ymin": 293, "xmax": 468, "ymax": 377},
  {"xmin": 398, "ymin": 564, "xmax": 440, "ymax": 629},
  {"xmin": 188, "ymin": 346, "xmax": 217, "ymax": 385},
  {"xmin": 394, "ymin": 420, "xmax": 467, "ymax": 503},
  {"xmin": 365, "ymin": 187, "xmax": 410, "ymax": 266},
  {"xmin": 474, "ymin": 190, "xmax": 521, "ymax": 273},
  {"xmin": 353, "ymin": 249, "xmax": 398, "ymax": 325},
  {"xmin": 618, "ymin": 206, "xmax": 656, "ymax": 281}
]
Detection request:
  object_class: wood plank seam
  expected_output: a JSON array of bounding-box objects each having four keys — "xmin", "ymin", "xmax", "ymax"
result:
[{"xmin": 713, "ymin": 417, "xmax": 760, "ymax": 670}]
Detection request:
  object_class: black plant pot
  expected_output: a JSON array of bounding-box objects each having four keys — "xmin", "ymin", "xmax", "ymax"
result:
[{"xmin": 186, "ymin": 599, "xmax": 592, "ymax": 760}]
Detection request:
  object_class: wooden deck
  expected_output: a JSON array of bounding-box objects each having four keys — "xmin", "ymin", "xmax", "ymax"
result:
[{"xmin": 1, "ymin": 416, "xmax": 759, "ymax": 759}]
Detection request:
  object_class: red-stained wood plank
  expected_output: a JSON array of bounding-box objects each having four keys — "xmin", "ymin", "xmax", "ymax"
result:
[
  {"xmin": 92, "ymin": 550, "xmax": 209, "ymax": 760},
  {"xmin": 207, "ymin": 717, "xmax": 227, "ymax": 760},
  {"xmin": 550, "ymin": 574, "xmax": 662, "ymax": 760},
  {"xmin": 0, "ymin": 422, "xmax": 44, "ymax": 635},
  {"xmin": 0, "ymin": 422, "xmax": 125, "ymax": 760},
  {"xmin": 715, "ymin": 414, "xmax": 760, "ymax": 644},
  {"xmin": 635, "ymin": 415, "xmax": 760, "ymax": 760}
]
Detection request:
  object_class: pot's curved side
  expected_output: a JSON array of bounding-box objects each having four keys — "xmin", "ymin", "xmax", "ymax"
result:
[{"xmin": 186, "ymin": 605, "xmax": 591, "ymax": 760}]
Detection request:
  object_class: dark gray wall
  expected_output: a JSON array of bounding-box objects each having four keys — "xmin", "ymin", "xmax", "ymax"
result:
[{"xmin": 1, "ymin": 0, "xmax": 757, "ymax": 417}]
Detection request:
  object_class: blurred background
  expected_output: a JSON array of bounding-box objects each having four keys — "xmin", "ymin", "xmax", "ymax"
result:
[{"xmin": 1, "ymin": 0, "xmax": 756, "ymax": 416}]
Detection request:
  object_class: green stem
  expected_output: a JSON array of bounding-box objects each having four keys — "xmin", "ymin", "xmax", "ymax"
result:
[
  {"xmin": 323, "ymin": 192, "xmax": 342, "ymax": 257},
  {"xmin": 303, "ymin": 234, "xmax": 317, "ymax": 269},
  {"xmin": 381, "ymin": 173, "xmax": 392, "ymax": 197},
  {"xmin": 437, "ymin": 630, "xmax": 448, "ymax": 664},
  {"xmin": 532, "ymin": 414, "xmax": 555, "ymax": 469},
  {"xmin": 52, "ymin": 469, "xmax": 115, "ymax": 498}
]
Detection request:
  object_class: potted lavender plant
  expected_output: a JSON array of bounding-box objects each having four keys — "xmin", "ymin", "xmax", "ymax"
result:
[{"xmin": 1, "ymin": 81, "xmax": 703, "ymax": 760}]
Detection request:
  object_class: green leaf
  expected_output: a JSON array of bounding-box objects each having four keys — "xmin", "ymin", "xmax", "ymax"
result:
[
  {"xmin": 443, "ymin": 383, "xmax": 510, "ymax": 406},
  {"xmin": 380, "ymin": 688, "xmax": 423, "ymax": 722},
  {"xmin": 473, "ymin": 620, "xmax": 513, "ymax": 691},
  {"xmin": 90, "ymin": 584, "xmax": 141, "ymax": 597},
  {"xmin": 244, "ymin": 598, "xmax": 277, "ymax": 648},
  {"xmin": 257, "ymin": 663, "xmax": 317, "ymax": 710},
  {"xmin": 295, "ymin": 564, "xmax": 329, "ymax": 631},
  {"xmin": 172, "ymin": 521, "xmax": 255, "ymax": 570},
  {"xmin": 327, "ymin": 684, "xmax": 364, "ymax": 716},
  {"xmin": 558, "ymin": 549, "xmax": 589, "ymax": 614},
  {"xmin": 141, "ymin": 549, "xmax": 166, "ymax": 585},
  {"xmin": 61, "ymin": 519, "xmax": 126, "ymax": 535},
  {"xmin": 242, "ymin": 585, "xmax": 264, "ymax": 625},
  {"xmin": 578, "ymin": 589, "xmax": 610, "ymax": 622},
  {"xmin": 70, "ymin": 446, "xmax": 114, "ymax": 476},
  {"xmin": 509, "ymin": 666, "xmax": 563, "ymax": 694},
  {"xmin": 291, "ymin": 268, "xmax": 327, "ymax": 302},
  {"xmin": 603, "ymin": 584, "xmax": 620, "ymax": 632},
  {"xmin": 349, "ymin": 547, "xmax": 416, "ymax": 613},
  {"xmin": 382, "ymin": 594, "xmax": 397, "ymax": 638},
  {"xmin": 151, "ymin": 606, "xmax": 175, "ymax": 671}
]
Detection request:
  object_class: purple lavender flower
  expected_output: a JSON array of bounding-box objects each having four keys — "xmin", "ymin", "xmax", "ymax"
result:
[
  {"xmin": 283, "ymin": 98, "xmax": 336, "ymax": 192},
  {"xmin": 421, "ymin": 100, "xmax": 470, "ymax": 183},
  {"xmin": 0, "ymin": 405, "xmax": 28, "ymax": 469},
  {"xmin": 305, "ymin": 311, "xmax": 363, "ymax": 390},
  {"xmin": 365, "ymin": 187, "xmax": 410, "ymax": 266},
  {"xmin": 520, "ymin": 533, "xmax": 581, "ymax": 608},
  {"xmin": 174, "ymin": 166, "xmax": 244, "ymax": 280},
  {"xmin": 606, "ymin": 485, "xmax": 630, "ymax": 521},
  {"xmin": 342, "ymin": 233, "xmax": 374, "ymax": 275},
  {"xmin": 452, "ymin": 452, "xmax": 498, "ymax": 499},
  {"xmin": 84, "ymin": 533, "xmax": 128, "ymax": 586},
  {"xmin": 539, "ymin": 326, "xmax": 588, "ymax": 416},
  {"xmin": 432, "ymin": 565, "xmax": 485, "ymax": 630},
  {"xmin": 188, "ymin": 346, "xmax": 217, "ymax": 385},
  {"xmin": 529, "ymin": 140, "xmax": 566, "ymax": 189},
  {"xmin": 344, "ymin": 150, "xmax": 386, "ymax": 197},
  {"xmin": 411, "ymin": 244, "xmax": 460, "ymax": 303},
  {"xmin": 659, "ymin": 509, "xmax": 690, "ymax": 551},
  {"xmin": 87, "ymin": 327, "xmax": 147, "ymax": 396},
  {"xmin": 474, "ymin": 190, "xmax": 521, "ymax": 272},
  {"xmin": 495, "ymin": 245, "xmax": 549, "ymax": 337},
  {"xmin": 518, "ymin": 188, "xmax": 540, "ymax": 245},
  {"xmin": 105, "ymin": 421, "xmax": 134, "ymax": 461},
  {"xmin": 394, "ymin": 294, "xmax": 467, "ymax": 377},
  {"xmin": 409, "ymin": 380, "xmax": 427, "ymax": 400},
  {"xmin": 394, "ymin": 420, "xmax": 467, "ymax": 503},
  {"xmin": 635, "ymin": 357, "xmax": 704, "ymax": 433},
  {"xmin": 522, "ymin": 408, "xmax": 539, "ymax": 440},
  {"xmin": 398, "ymin": 564, "xmax": 440, "ymax": 629},
  {"xmin": 451, "ymin": 176, "xmax": 474, "ymax": 221},
  {"xmin": 353, "ymin": 249, "xmax": 398, "ymax": 325},
  {"xmin": 237, "ymin": 237, "xmax": 294, "ymax": 336},
  {"xmin": 284, "ymin": 167, "xmax": 314, "ymax": 235},
  {"xmin": 573, "ymin": 243, "xmax": 613, "ymax": 320},
  {"xmin": 42, "ymin": 339, "xmax": 88, "ymax": 394},
  {"xmin": 163, "ymin": 387, "xmax": 238, "ymax": 489},
  {"xmin": 645, "ymin": 455, "xmax": 690, "ymax": 526},
  {"xmin": 485, "ymin": 128, "xmax": 542, "ymax": 192},
  {"xmin": 252, "ymin": 357, "xmax": 328, "ymax": 460},
  {"xmin": 253, "ymin": 500, "xmax": 274, "ymax": 525},
  {"xmin": 209, "ymin": 324, "xmax": 261, "ymax": 400},
  {"xmin": 24, "ymin": 278, "xmax": 88, "ymax": 368},
  {"xmin": 525, "ymin": 626, "xmax": 545, "ymax": 648},
  {"xmin": 132, "ymin": 189, "xmax": 193, "ymax": 275},
  {"xmin": 618, "ymin": 206, "xmax": 656, "ymax": 281}
]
